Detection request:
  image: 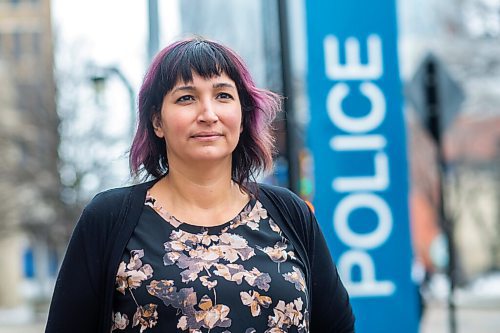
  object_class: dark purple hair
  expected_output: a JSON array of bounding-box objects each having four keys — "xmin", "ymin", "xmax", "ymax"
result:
[{"xmin": 129, "ymin": 37, "xmax": 280, "ymax": 191}]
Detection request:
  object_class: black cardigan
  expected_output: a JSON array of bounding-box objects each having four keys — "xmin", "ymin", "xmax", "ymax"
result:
[{"xmin": 45, "ymin": 180, "xmax": 354, "ymax": 332}]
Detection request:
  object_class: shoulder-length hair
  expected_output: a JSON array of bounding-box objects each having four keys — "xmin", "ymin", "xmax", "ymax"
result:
[{"xmin": 129, "ymin": 37, "xmax": 281, "ymax": 192}]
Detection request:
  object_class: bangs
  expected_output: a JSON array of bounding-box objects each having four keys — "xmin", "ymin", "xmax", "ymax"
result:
[{"xmin": 160, "ymin": 40, "xmax": 236, "ymax": 91}]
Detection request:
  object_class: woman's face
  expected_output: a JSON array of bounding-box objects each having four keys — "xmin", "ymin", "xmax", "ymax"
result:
[{"xmin": 153, "ymin": 71, "xmax": 243, "ymax": 168}]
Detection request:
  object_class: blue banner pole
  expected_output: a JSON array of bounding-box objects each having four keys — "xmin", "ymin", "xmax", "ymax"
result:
[{"xmin": 304, "ymin": 1, "xmax": 419, "ymax": 332}]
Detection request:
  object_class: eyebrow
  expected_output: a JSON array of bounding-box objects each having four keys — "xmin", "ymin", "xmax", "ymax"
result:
[
  {"xmin": 171, "ymin": 82, "xmax": 236, "ymax": 94},
  {"xmin": 213, "ymin": 82, "xmax": 236, "ymax": 90}
]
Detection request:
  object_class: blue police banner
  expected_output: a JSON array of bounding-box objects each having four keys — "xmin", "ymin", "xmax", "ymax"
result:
[{"xmin": 304, "ymin": 1, "xmax": 419, "ymax": 332}]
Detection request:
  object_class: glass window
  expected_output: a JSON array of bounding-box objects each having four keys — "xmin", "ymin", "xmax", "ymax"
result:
[
  {"xmin": 32, "ymin": 32, "xmax": 40, "ymax": 55},
  {"xmin": 17, "ymin": 82, "xmax": 39, "ymax": 112},
  {"xmin": 13, "ymin": 31, "xmax": 22, "ymax": 58}
]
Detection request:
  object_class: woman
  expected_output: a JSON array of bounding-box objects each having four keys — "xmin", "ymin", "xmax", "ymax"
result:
[{"xmin": 46, "ymin": 37, "xmax": 354, "ymax": 333}]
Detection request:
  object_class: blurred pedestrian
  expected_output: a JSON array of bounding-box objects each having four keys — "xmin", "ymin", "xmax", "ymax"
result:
[{"xmin": 45, "ymin": 37, "xmax": 354, "ymax": 333}]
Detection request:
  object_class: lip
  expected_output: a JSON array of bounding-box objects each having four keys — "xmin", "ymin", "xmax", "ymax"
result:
[{"xmin": 190, "ymin": 132, "xmax": 223, "ymax": 141}]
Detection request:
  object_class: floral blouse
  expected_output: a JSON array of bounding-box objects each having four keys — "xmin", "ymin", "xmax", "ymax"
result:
[{"xmin": 111, "ymin": 192, "xmax": 309, "ymax": 333}]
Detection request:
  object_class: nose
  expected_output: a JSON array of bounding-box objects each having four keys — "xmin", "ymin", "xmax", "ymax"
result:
[{"xmin": 197, "ymin": 99, "xmax": 219, "ymax": 124}]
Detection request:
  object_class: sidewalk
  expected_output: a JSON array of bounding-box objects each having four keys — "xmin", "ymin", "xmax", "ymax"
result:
[
  {"xmin": 0, "ymin": 321, "xmax": 45, "ymax": 333},
  {"xmin": 420, "ymin": 301, "xmax": 500, "ymax": 333},
  {"xmin": 0, "ymin": 306, "xmax": 46, "ymax": 333}
]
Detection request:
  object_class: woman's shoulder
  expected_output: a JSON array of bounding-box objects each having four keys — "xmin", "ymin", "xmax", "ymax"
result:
[
  {"xmin": 257, "ymin": 183, "xmax": 315, "ymax": 254},
  {"xmin": 83, "ymin": 180, "xmax": 155, "ymax": 219},
  {"xmin": 257, "ymin": 183, "xmax": 308, "ymax": 210},
  {"xmin": 258, "ymin": 182, "xmax": 295, "ymax": 198},
  {"xmin": 84, "ymin": 185, "xmax": 132, "ymax": 214},
  {"xmin": 257, "ymin": 183, "xmax": 314, "ymax": 234}
]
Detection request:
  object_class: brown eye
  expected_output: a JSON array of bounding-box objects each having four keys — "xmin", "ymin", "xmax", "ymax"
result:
[
  {"xmin": 176, "ymin": 95, "xmax": 194, "ymax": 103},
  {"xmin": 217, "ymin": 92, "xmax": 233, "ymax": 100}
]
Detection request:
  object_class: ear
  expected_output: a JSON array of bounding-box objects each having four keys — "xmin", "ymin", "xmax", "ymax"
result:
[{"xmin": 152, "ymin": 113, "xmax": 164, "ymax": 138}]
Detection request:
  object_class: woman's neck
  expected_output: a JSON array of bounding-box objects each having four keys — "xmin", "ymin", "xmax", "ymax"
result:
[
  {"xmin": 149, "ymin": 159, "xmax": 249, "ymax": 226},
  {"xmin": 163, "ymin": 167, "xmax": 238, "ymax": 210}
]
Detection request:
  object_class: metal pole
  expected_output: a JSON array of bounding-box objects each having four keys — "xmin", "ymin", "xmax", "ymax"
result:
[
  {"xmin": 261, "ymin": 0, "xmax": 282, "ymax": 94},
  {"xmin": 277, "ymin": 0, "xmax": 300, "ymax": 194},
  {"xmin": 108, "ymin": 67, "xmax": 136, "ymax": 139},
  {"xmin": 148, "ymin": 0, "xmax": 160, "ymax": 61},
  {"xmin": 88, "ymin": 65, "xmax": 136, "ymax": 140},
  {"xmin": 494, "ymin": 142, "xmax": 500, "ymax": 267},
  {"xmin": 424, "ymin": 60, "xmax": 457, "ymax": 333}
]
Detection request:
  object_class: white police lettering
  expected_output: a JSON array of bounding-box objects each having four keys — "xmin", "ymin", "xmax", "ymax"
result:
[
  {"xmin": 338, "ymin": 250, "xmax": 395, "ymax": 296},
  {"xmin": 332, "ymin": 152, "xmax": 388, "ymax": 192},
  {"xmin": 327, "ymin": 82, "xmax": 386, "ymax": 133},
  {"xmin": 330, "ymin": 134, "xmax": 386, "ymax": 151},
  {"xmin": 324, "ymin": 34, "xmax": 395, "ymax": 297},
  {"xmin": 334, "ymin": 193, "xmax": 392, "ymax": 249},
  {"xmin": 324, "ymin": 35, "xmax": 383, "ymax": 80}
]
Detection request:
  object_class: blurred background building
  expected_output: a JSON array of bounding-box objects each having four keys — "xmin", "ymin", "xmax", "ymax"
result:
[
  {"xmin": 400, "ymin": 0, "xmax": 500, "ymax": 283},
  {"xmin": 0, "ymin": 0, "xmax": 63, "ymax": 322},
  {"xmin": 0, "ymin": 0, "xmax": 499, "ymax": 331}
]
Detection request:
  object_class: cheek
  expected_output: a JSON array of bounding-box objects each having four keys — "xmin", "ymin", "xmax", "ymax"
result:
[
  {"xmin": 163, "ymin": 112, "xmax": 188, "ymax": 133},
  {"xmin": 230, "ymin": 115, "xmax": 243, "ymax": 136},
  {"xmin": 234, "ymin": 113, "xmax": 243, "ymax": 126},
  {"xmin": 230, "ymin": 108, "xmax": 243, "ymax": 131}
]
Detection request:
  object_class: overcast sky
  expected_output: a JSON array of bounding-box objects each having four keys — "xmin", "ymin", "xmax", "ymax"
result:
[
  {"xmin": 51, "ymin": 0, "xmax": 182, "ymax": 189},
  {"xmin": 52, "ymin": 0, "xmax": 181, "ymax": 90}
]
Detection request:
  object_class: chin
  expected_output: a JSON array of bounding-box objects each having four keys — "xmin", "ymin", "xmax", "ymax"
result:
[{"xmin": 189, "ymin": 151, "xmax": 232, "ymax": 162}]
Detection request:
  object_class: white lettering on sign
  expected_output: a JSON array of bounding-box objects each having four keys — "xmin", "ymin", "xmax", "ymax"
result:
[
  {"xmin": 330, "ymin": 135, "xmax": 387, "ymax": 151},
  {"xmin": 330, "ymin": 134, "xmax": 389, "ymax": 192},
  {"xmin": 324, "ymin": 34, "xmax": 396, "ymax": 297},
  {"xmin": 334, "ymin": 193, "xmax": 392, "ymax": 248},
  {"xmin": 332, "ymin": 153, "xmax": 389, "ymax": 192},
  {"xmin": 338, "ymin": 250, "xmax": 395, "ymax": 297},
  {"xmin": 324, "ymin": 35, "xmax": 383, "ymax": 80},
  {"xmin": 326, "ymin": 82, "xmax": 386, "ymax": 133}
]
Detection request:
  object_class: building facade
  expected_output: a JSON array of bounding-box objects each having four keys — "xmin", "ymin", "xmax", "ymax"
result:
[{"xmin": 0, "ymin": 0, "xmax": 61, "ymax": 314}]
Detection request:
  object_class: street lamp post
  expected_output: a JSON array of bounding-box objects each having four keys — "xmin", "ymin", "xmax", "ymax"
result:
[{"xmin": 89, "ymin": 65, "xmax": 136, "ymax": 140}]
